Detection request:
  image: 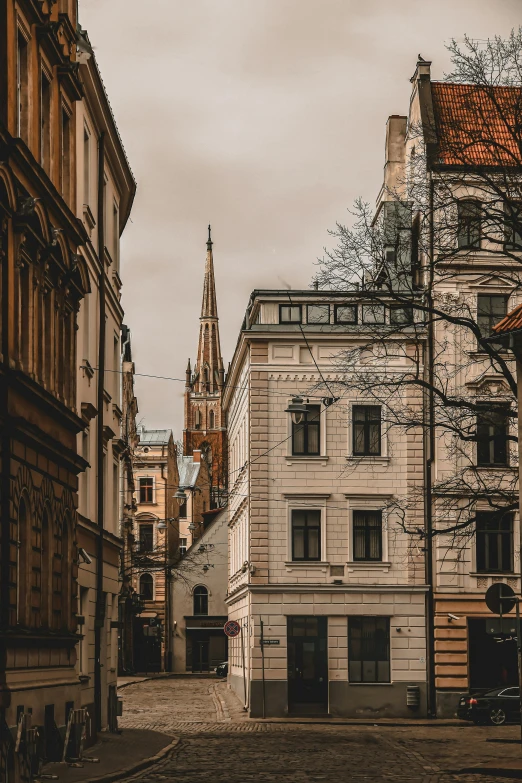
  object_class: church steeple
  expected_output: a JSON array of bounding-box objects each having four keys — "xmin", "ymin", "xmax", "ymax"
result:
[
  {"xmin": 183, "ymin": 227, "xmax": 228, "ymax": 503},
  {"xmin": 194, "ymin": 225, "xmax": 224, "ymax": 393}
]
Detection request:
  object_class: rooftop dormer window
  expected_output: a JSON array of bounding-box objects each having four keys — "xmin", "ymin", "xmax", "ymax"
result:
[
  {"xmin": 279, "ymin": 304, "xmax": 301, "ymax": 324},
  {"xmin": 306, "ymin": 304, "xmax": 330, "ymax": 324}
]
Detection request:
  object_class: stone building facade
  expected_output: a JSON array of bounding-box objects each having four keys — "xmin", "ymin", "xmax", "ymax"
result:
[
  {"xmin": 0, "ymin": 0, "xmax": 89, "ymax": 774},
  {"xmin": 74, "ymin": 35, "xmax": 135, "ymax": 736},
  {"xmin": 132, "ymin": 428, "xmax": 178, "ymax": 672},
  {"xmin": 224, "ymin": 290, "xmax": 428, "ymax": 718}
]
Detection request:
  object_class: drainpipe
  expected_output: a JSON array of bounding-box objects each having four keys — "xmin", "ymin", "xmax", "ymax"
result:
[
  {"xmin": 94, "ymin": 132, "xmax": 106, "ymax": 732},
  {"xmin": 425, "ymin": 173, "xmax": 436, "ymax": 717},
  {"xmin": 161, "ymin": 462, "xmax": 171, "ymax": 672}
]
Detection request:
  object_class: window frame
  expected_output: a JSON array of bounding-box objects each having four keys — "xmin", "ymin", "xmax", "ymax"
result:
[
  {"xmin": 476, "ymin": 294, "xmax": 509, "ymax": 344},
  {"xmin": 139, "ymin": 572, "xmax": 154, "ymax": 601},
  {"xmin": 348, "ymin": 616, "xmax": 391, "ymax": 684},
  {"xmin": 389, "ymin": 305, "xmax": 414, "ymax": 325},
  {"xmin": 476, "ymin": 406, "xmax": 510, "ymax": 467},
  {"xmin": 475, "ymin": 511, "xmax": 514, "ymax": 574},
  {"xmin": 334, "ymin": 304, "xmax": 358, "ymax": 325},
  {"xmin": 504, "ymin": 201, "xmax": 522, "ymax": 251},
  {"xmin": 352, "ymin": 509, "xmax": 383, "ymax": 562},
  {"xmin": 352, "ymin": 405, "xmax": 382, "ymax": 457},
  {"xmin": 306, "ymin": 304, "xmax": 330, "ymax": 325},
  {"xmin": 361, "ymin": 303, "xmax": 386, "ymax": 324},
  {"xmin": 193, "ymin": 585, "xmax": 209, "ymax": 616},
  {"xmin": 279, "ymin": 304, "xmax": 302, "ymax": 324},
  {"xmin": 458, "ymin": 199, "xmax": 482, "ymax": 249},
  {"xmin": 291, "ymin": 404, "xmax": 321, "ymax": 456},
  {"xmin": 291, "ymin": 508, "xmax": 321, "ymax": 562},
  {"xmin": 139, "ymin": 476, "xmax": 154, "ymax": 504},
  {"xmin": 138, "ymin": 523, "xmax": 154, "ymax": 553}
]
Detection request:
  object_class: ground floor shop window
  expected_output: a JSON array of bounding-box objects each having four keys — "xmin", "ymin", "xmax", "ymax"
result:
[
  {"xmin": 348, "ymin": 616, "xmax": 390, "ymax": 683},
  {"xmin": 468, "ymin": 618, "xmax": 518, "ymax": 690}
]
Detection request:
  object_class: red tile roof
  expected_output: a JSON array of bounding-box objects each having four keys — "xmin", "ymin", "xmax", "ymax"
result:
[
  {"xmin": 493, "ymin": 302, "xmax": 522, "ymax": 334},
  {"xmin": 431, "ymin": 82, "xmax": 522, "ymax": 167}
]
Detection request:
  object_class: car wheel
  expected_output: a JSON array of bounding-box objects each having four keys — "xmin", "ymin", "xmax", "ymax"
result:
[{"xmin": 489, "ymin": 708, "xmax": 507, "ymax": 726}]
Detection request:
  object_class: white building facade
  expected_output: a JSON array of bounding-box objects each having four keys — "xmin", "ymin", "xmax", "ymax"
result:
[{"xmin": 224, "ymin": 291, "xmax": 428, "ymax": 718}]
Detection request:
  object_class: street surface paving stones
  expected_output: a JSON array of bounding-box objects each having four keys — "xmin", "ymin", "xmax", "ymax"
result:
[{"xmin": 117, "ymin": 677, "xmax": 522, "ymax": 782}]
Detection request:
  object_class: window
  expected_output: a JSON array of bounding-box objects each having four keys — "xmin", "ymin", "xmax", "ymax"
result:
[
  {"xmin": 179, "ymin": 500, "xmax": 187, "ymax": 518},
  {"xmin": 16, "ymin": 32, "xmax": 28, "ymax": 142},
  {"xmin": 292, "ymin": 404, "xmax": 320, "ymax": 456},
  {"xmin": 40, "ymin": 70, "xmax": 51, "ymax": 174},
  {"xmin": 353, "ymin": 406, "xmax": 381, "ymax": 456},
  {"xmin": 353, "ymin": 510, "xmax": 383, "ymax": 561},
  {"xmin": 194, "ymin": 585, "xmax": 208, "ymax": 615},
  {"xmin": 335, "ymin": 305, "xmax": 357, "ymax": 324},
  {"xmin": 477, "ymin": 294, "xmax": 508, "ymax": 340},
  {"xmin": 307, "ymin": 304, "xmax": 330, "ymax": 324},
  {"xmin": 83, "ymin": 126, "xmax": 91, "ymax": 207},
  {"xmin": 139, "ymin": 573, "xmax": 153, "ymax": 600},
  {"xmin": 477, "ymin": 407, "xmax": 509, "ymax": 466},
  {"xmin": 476, "ymin": 511, "xmax": 513, "ymax": 573},
  {"xmin": 348, "ymin": 617, "xmax": 390, "ymax": 683},
  {"xmin": 179, "ymin": 538, "xmax": 187, "ymax": 557},
  {"xmin": 291, "ymin": 509, "xmax": 321, "ymax": 561},
  {"xmin": 139, "ymin": 524, "xmax": 153, "ymax": 552},
  {"xmin": 139, "ymin": 477, "xmax": 154, "ymax": 503},
  {"xmin": 458, "ymin": 200, "xmax": 482, "ymax": 248},
  {"xmin": 209, "ymin": 409, "xmax": 215, "ymax": 429},
  {"xmin": 505, "ymin": 202, "xmax": 522, "ymax": 250},
  {"xmin": 279, "ymin": 305, "xmax": 302, "ymax": 323},
  {"xmin": 361, "ymin": 304, "xmax": 385, "ymax": 324},
  {"xmin": 113, "ymin": 202, "xmax": 119, "ymax": 266},
  {"xmin": 60, "ymin": 107, "xmax": 71, "ymax": 202},
  {"xmin": 389, "ymin": 306, "xmax": 413, "ymax": 325},
  {"xmin": 195, "ymin": 409, "xmax": 201, "ymax": 429}
]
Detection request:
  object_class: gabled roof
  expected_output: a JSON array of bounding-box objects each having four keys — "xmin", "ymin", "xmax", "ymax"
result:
[
  {"xmin": 138, "ymin": 427, "xmax": 172, "ymax": 445},
  {"xmin": 431, "ymin": 82, "xmax": 522, "ymax": 167},
  {"xmin": 493, "ymin": 302, "xmax": 522, "ymax": 335}
]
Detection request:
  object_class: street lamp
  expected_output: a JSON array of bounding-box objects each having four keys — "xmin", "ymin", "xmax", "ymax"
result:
[
  {"xmin": 174, "ymin": 487, "xmax": 188, "ymax": 501},
  {"xmin": 285, "ymin": 396, "xmax": 309, "ymax": 425}
]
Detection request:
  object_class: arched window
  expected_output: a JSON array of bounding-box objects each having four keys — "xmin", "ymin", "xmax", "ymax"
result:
[
  {"xmin": 194, "ymin": 585, "xmax": 208, "ymax": 616},
  {"xmin": 140, "ymin": 573, "xmax": 153, "ymax": 601},
  {"xmin": 195, "ymin": 409, "xmax": 201, "ymax": 429},
  {"xmin": 209, "ymin": 410, "xmax": 215, "ymax": 429}
]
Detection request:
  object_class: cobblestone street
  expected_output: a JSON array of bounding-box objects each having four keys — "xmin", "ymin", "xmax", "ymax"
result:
[{"xmin": 117, "ymin": 677, "xmax": 522, "ymax": 782}]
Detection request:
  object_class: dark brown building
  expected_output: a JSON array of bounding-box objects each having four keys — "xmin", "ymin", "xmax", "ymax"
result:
[{"xmin": 0, "ymin": 0, "xmax": 90, "ymax": 775}]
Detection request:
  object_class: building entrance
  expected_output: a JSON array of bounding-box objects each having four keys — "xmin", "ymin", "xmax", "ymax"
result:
[
  {"xmin": 287, "ymin": 616, "xmax": 328, "ymax": 712},
  {"xmin": 469, "ymin": 618, "xmax": 518, "ymax": 690}
]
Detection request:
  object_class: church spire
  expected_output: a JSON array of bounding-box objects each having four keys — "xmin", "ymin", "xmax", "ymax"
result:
[
  {"xmin": 194, "ymin": 225, "xmax": 223, "ymax": 394},
  {"xmin": 201, "ymin": 224, "xmax": 218, "ymax": 319}
]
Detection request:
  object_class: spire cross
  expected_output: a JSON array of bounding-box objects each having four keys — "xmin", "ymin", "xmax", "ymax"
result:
[{"xmin": 207, "ymin": 224, "xmax": 212, "ymax": 249}]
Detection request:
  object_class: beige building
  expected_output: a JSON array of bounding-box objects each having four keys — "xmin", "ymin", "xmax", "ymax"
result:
[
  {"xmin": 132, "ymin": 428, "xmax": 178, "ymax": 672},
  {"xmin": 171, "ymin": 507, "xmax": 228, "ymax": 673},
  {"xmin": 224, "ymin": 290, "xmax": 428, "ymax": 718},
  {"xmin": 74, "ymin": 34, "xmax": 135, "ymax": 737}
]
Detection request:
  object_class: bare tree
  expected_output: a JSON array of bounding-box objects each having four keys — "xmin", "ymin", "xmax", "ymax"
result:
[{"xmin": 313, "ymin": 33, "xmax": 522, "ymax": 544}]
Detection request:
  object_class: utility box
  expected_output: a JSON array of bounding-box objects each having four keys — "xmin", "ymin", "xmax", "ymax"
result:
[{"xmin": 407, "ymin": 685, "xmax": 421, "ymax": 709}]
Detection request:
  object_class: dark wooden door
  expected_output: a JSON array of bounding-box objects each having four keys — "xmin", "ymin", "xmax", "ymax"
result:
[{"xmin": 287, "ymin": 616, "xmax": 328, "ymax": 709}]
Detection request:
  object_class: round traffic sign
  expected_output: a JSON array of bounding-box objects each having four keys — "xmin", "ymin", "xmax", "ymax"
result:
[
  {"xmin": 224, "ymin": 620, "xmax": 241, "ymax": 637},
  {"xmin": 485, "ymin": 582, "xmax": 516, "ymax": 615}
]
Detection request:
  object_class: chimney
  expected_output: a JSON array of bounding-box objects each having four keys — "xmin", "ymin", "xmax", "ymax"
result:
[
  {"xmin": 193, "ymin": 449, "xmax": 201, "ymax": 463},
  {"xmin": 384, "ymin": 115, "xmax": 407, "ymax": 196},
  {"xmin": 410, "ymin": 56, "xmax": 431, "ymax": 84}
]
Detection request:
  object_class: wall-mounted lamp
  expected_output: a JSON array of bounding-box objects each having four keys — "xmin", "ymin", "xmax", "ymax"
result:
[{"xmin": 285, "ymin": 396, "xmax": 309, "ymax": 425}]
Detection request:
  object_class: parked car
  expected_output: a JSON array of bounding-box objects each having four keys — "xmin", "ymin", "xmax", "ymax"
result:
[
  {"xmin": 215, "ymin": 661, "xmax": 228, "ymax": 677},
  {"xmin": 458, "ymin": 687, "xmax": 520, "ymax": 725}
]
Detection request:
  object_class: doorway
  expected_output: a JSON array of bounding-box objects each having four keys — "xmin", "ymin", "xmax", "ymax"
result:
[
  {"xmin": 191, "ymin": 636, "xmax": 210, "ymax": 673},
  {"xmin": 469, "ymin": 618, "xmax": 518, "ymax": 690},
  {"xmin": 287, "ymin": 616, "xmax": 328, "ymax": 713}
]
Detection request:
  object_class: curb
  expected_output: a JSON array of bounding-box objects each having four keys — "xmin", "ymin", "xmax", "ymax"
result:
[
  {"xmin": 257, "ymin": 718, "xmax": 470, "ymax": 727},
  {"xmin": 459, "ymin": 767, "xmax": 522, "ymax": 779},
  {"xmin": 78, "ymin": 737, "xmax": 180, "ymax": 783},
  {"xmin": 117, "ymin": 674, "xmax": 178, "ymax": 691}
]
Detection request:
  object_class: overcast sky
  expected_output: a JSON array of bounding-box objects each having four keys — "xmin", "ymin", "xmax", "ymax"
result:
[{"xmin": 80, "ymin": 0, "xmax": 521, "ymax": 435}]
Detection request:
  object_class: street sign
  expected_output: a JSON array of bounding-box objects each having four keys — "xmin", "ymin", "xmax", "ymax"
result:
[
  {"xmin": 485, "ymin": 618, "xmax": 517, "ymax": 636},
  {"xmin": 224, "ymin": 620, "xmax": 241, "ymax": 637},
  {"xmin": 261, "ymin": 639, "xmax": 280, "ymax": 645},
  {"xmin": 485, "ymin": 583, "xmax": 516, "ymax": 615}
]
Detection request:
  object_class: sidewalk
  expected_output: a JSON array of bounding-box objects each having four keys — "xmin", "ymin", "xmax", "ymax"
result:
[{"xmin": 41, "ymin": 729, "xmax": 177, "ymax": 783}]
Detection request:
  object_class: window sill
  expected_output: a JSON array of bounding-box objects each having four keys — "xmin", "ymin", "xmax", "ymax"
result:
[
  {"xmin": 285, "ymin": 561, "xmax": 330, "ymax": 568},
  {"xmin": 470, "ymin": 571, "xmax": 519, "ymax": 577},
  {"xmin": 348, "ymin": 681, "xmax": 393, "ymax": 687},
  {"xmin": 345, "ymin": 455, "xmax": 390, "ymax": 464},
  {"xmin": 347, "ymin": 561, "xmax": 392, "ymax": 570},
  {"xmin": 285, "ymin": 455, "xmax": 329, "ymax": 463},
  {"xmin": 473, "ymin": 465, "xmax": 514, "ymax": 471}
]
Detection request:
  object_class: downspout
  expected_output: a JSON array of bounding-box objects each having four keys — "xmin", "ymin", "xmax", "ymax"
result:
[
  {"xmin": 425, "ymin": 172, "xmax": 436, "ymax": 717},
  {"xmin": 95, "ymin": 132, "xmax": 106, "ymax": 732},
  {"xmin": 161, "ymin": 462, "xmax": 170, "ymax": 671}
]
